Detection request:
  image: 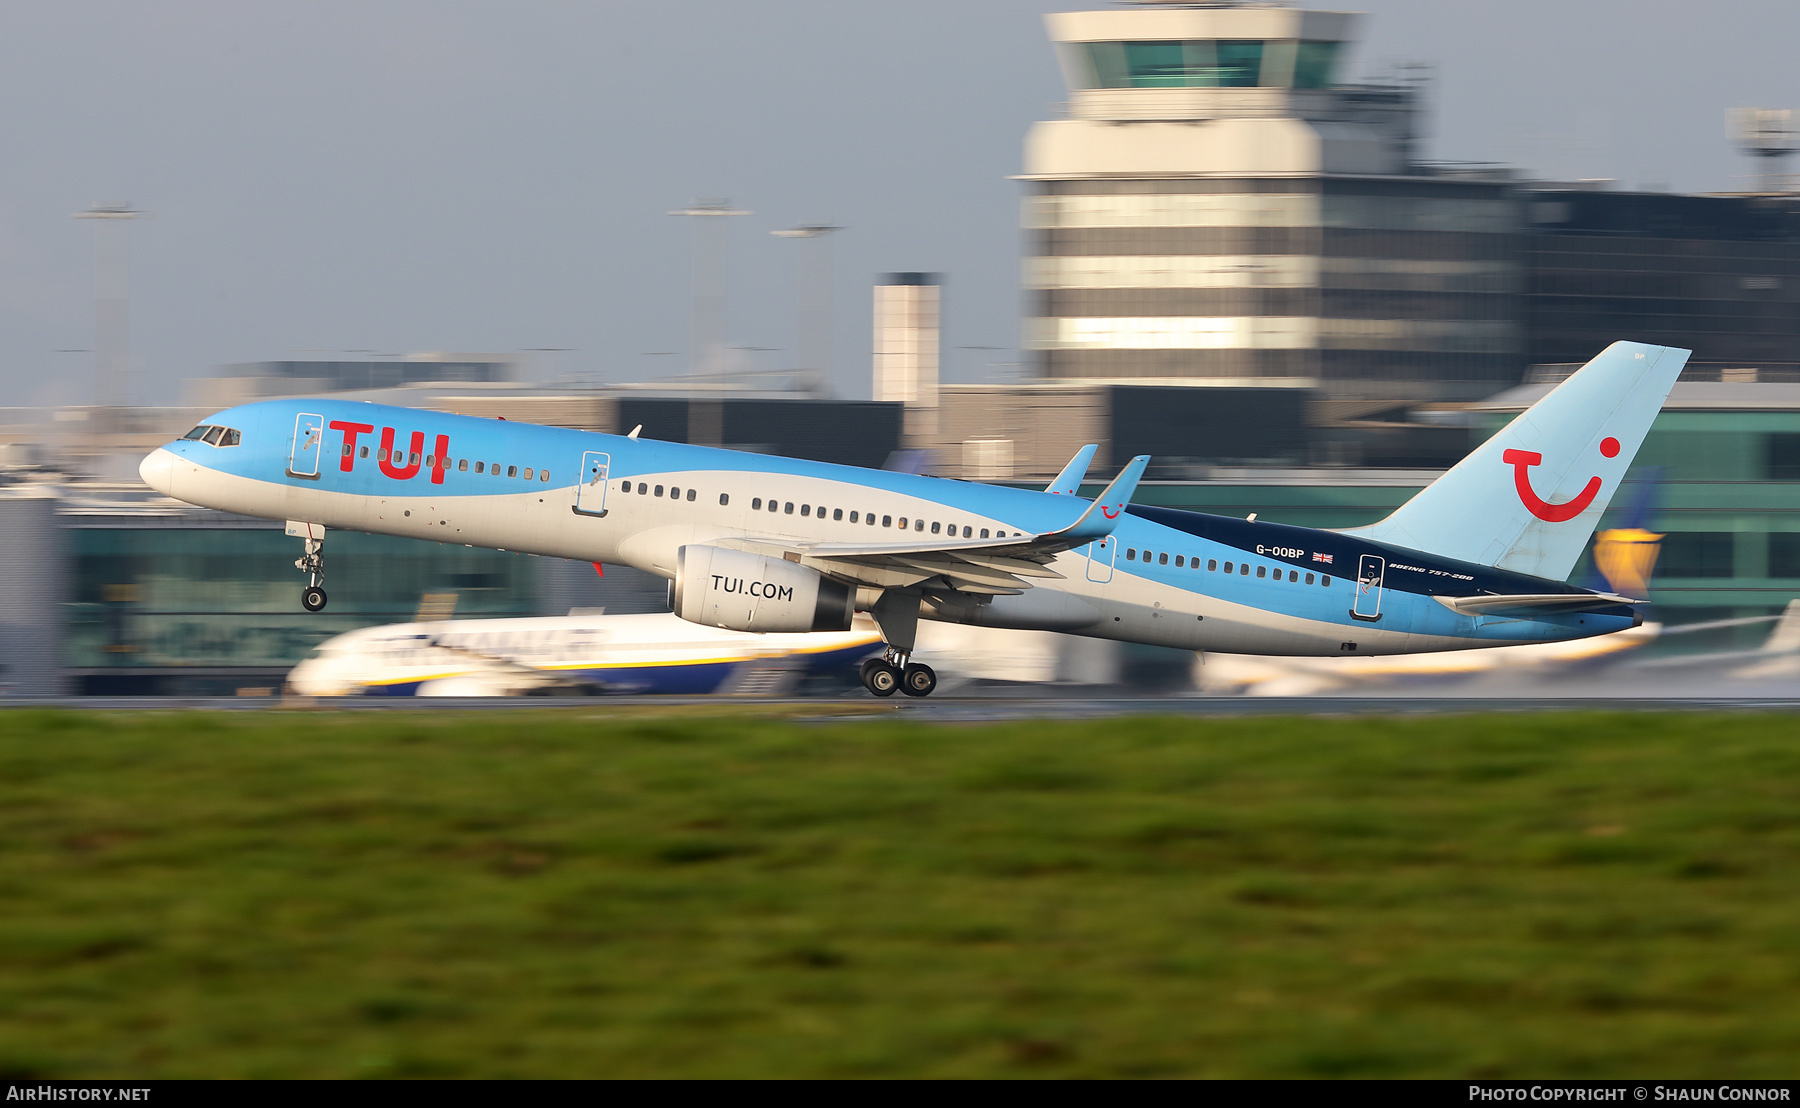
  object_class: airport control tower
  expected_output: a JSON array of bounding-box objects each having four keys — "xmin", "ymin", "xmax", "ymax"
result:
[{"xmin": 1024, "ymin": 1, "xmax": 1522, "ymax": 402}]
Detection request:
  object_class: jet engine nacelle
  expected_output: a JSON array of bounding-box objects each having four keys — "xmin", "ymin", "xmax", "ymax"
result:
[{"xmin": 673, "ymin": 544, "xmax": 854, "ymax": 634}]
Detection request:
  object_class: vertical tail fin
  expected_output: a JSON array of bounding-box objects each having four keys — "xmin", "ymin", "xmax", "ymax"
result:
[{"xmin": 1344, "ymin": 341, "xmax": 1689, "ymax": 581}]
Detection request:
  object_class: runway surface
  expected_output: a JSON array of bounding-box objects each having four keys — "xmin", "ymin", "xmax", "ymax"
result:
[{"xmin": 9, "ymin": 689, "xmax": 1800, "ymax": 717}]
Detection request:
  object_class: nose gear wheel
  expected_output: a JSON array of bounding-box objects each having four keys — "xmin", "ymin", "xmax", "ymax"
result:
[{"xmin": 294, "ymin": 533, "xmax": 327, "ymax": 613}]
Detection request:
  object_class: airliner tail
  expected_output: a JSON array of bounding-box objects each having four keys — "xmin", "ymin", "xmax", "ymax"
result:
[{"xmin": 1344, "ymin": 341, "xmax": 1689, "ymax": 581}]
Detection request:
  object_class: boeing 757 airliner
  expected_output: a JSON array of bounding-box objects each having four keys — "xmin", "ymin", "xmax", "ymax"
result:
[{"xmin": 140, "ymin": 341, "xmax": 1687, "ymax": 697}]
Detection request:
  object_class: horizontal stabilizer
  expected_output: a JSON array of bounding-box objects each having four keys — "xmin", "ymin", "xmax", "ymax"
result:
[{"xmin": 1435, "ymin": 592, "xmax": 1640, "ymax": 616}]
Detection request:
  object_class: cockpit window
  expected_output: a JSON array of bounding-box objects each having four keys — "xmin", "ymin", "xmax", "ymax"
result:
[{"xmin": 183, "ymin": 424, "xmax": 242, "ymax": 447}]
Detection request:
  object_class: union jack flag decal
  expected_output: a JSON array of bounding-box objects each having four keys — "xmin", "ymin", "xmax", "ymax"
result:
[{"xmin": 1313, "ymin": 552, "xmax": 1333, "ymax": 564}]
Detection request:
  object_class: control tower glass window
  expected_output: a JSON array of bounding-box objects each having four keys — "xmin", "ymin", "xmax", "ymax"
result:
[
  {"xmin": 1292, "ymin": 41, "xmax": 1340, "ymax": 89},
  {"xmin": 1082, "ymin": 40, "xmax": 1270, "ymax": 89},
  {"xmin": 1123, "ymin": 41, "xmax": 1188, "ymax": 88},
  {"xmin": 1212, "ymin": 40, "xmax": 1263, "ymax": 87}
]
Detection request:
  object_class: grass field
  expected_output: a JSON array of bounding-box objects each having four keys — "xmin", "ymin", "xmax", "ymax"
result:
[{"xmin": 0, "ymin": 707, "xmax": 1797, "ymax": 1078}]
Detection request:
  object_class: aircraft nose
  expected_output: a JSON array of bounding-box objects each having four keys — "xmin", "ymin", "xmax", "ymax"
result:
[{"xmin": 139, "ymin": 447, "xmax": 177, "ymax": 496}]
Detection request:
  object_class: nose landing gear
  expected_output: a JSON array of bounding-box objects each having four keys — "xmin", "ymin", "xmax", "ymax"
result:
[{"xmin": 291, "ymin": 522, "xmax": 327, "ymax": 612}]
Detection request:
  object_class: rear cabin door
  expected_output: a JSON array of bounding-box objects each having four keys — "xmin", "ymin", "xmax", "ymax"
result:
[
  {"xmin": 1351, "ymin": 554, "xmax": 1385, "ymax": 621},
  {"xmin": 1085, "ymin": 536, "xmax": 1117, "ymax": 583},
  {"xmin": 287, "ymin": 412, "xmax": 325, "ymax": 479},
  {"xmin": 574, "ymin": 451, "xmax": 611, "ymax": 516}
]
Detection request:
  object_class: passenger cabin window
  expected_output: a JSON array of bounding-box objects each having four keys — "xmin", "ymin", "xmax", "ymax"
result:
[
  {"xmin": 980, "ymin": 529, "xmax": 990, "ymax": 538},
  {"xmin": 361, "ymin": 446, "xmax": 369, "ymax": 459},
  {"xmin": 833, "ymin": 509, "xmax": 843, "ymax": 521},
  {"xmin": 458, "ymin": 459, "xmax": 468, "ymax": 472},
  {"xmin": 1322, "ymin": 575, "xmax": 1332, "ymax": 587},
  {"xmin": 1256, "ymin": 566, "xmax": 1266, "ymax": 578},
  {"xmin": 1175, "ymin": 555, "xmax": 1184, "ymax": 567},
  {"xmin": 963, "ymin": 526, "xmax": 972, "ymax": 538},
  {"xmin": 849, "ymin": 511, "xmax": 859, "ymax": 522},
  {"xmin": 883, "ymin": 515, "xmax": 892, "ymax": 528},
  {"xmin": 475, "ymin": 461, "xmax": 485, "ymax": 473},
  {"xmin": 654, "ymin": 484, "xmax": 663, "ymax": 497},
  {"xmin": 507, "ymin": 465, "xmax": 518, "ymax": 478},
  {"xmin": 719, "ymin": 493, "xmax": 729, "ymax": 506},
  {"xmin": 1305, "ymin": 572, "xmax": 1315, "ymax": 585},
  {"xmin": 1160, "ymin": 553, "xmax": 1169, "ymax": 565},
  {"xmin": 1126, "ymin": 549, "xmax": 1136, "ymax": 560},
  {"xmin": 784, "ymin": 502, "xmax": 794, "ymax": 514},
  {"xmin": 1208, "ymin": 559, "xmax": 1218, "ymax": 571},
  {"xmin": 684, "ymin": 487, "xmax": 693, "ymax": 499},
  {"xmin": 668, "ymin": 486, "xmax": 678, "ymax": 498},
  {"xmin": 769, "ymin": 499, "xmax": 778, "ymax": 512},
  {"xmin": 801, "ymin": 504, "xmax": 811, "ymax": 517},
  {"xmin": 542, "ymin": 470, "xmax": 551, "ymax": 483},
  {"xmin": 1223, "ymin": 561, "xmax": 1233, "ymax": 573},
  {"xmin": 752, "ymin": 498, "xmax": 762, "ymax": 509}
]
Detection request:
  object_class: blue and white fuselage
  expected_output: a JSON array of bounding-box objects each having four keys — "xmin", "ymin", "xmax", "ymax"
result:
[{"xmin": 140, "ymin": 342, "xmax": 1691, "ymax": 676}]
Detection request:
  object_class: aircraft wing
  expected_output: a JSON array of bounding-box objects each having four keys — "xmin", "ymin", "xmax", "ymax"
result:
[{"xmin": 734, "ymin": 455, "xmax": 1148, "ymax": 595}]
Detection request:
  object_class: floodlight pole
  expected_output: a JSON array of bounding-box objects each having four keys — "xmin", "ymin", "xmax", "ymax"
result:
[
  {"xmin": 669, "ymin": 200, "xmax": 751, "ymax": 377},
  {"xmin": 72, "ymin": 204, "xmax": 148, "ymax": 451},
  {"xmin": 772, "ymin": 222, "xmax": 842, "ymax": 396}
]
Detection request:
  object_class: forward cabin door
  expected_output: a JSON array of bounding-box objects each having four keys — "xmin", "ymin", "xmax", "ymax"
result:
[
  {"xmin": 574, "ymin": 451, "xmax": 611, "ymax": 516},
  {"xmin": 1085, "ymin": 535, "xmax": 1117, "ymax": 583},
  {"xmin": 1351, "ymin": 554, "xmax": 1385, "ymax": 622},
  {"xmin": 287, "ymin": 412, "xmax": 325, "ymax": 480}
]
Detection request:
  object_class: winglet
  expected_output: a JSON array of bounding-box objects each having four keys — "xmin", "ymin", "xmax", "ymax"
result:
[
  {"xmin": 1046, "ymin": 455, "xmax": 1149, "ymax": 545},
  {"xmin": 1045, "ymin": 444, "xmax": 1098, "ymax": 495}
]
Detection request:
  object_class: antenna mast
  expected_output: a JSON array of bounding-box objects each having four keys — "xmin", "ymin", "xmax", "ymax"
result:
[{"xmin": 1729, "ymin": 108, "xmax": 1798, "ymax": 194}]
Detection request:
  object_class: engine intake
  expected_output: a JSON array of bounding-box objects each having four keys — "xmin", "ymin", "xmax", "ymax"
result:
[{"xmin": 674, "ymin": 544, "xmax": 854, "ymax": 634}]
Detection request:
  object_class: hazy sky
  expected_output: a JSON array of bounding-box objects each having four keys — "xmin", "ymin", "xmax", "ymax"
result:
[{"xmin": 2, "ymin": 0, "xmax": 1797, "ymax": 408}]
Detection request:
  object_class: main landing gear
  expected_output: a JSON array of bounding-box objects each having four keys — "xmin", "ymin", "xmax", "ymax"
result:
[
  {"xmin": 861, "ymin": 587, "xmax": 936, "ymax": 697},
  {"xmin": 860, "ymin": 649, "xmax": 936, "ymax": 698},
  {"xmin": 295, "ymin": 530, "xmax": 327, "ymax": 612}
]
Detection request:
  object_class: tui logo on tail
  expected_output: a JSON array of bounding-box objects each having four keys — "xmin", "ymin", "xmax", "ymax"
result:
[{"xmin": 1503, "ymin": 436, "xmax": 1619, "ymax": 522}]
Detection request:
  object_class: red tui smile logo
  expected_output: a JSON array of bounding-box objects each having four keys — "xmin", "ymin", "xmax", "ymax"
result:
[
  {"xmin": 1101, "ymin": 505, "xmax": 1120, "ymax": 519},
  {"xmin": 1504, "ymin": 437, "xmax": 1618, "ymax": 522}
]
